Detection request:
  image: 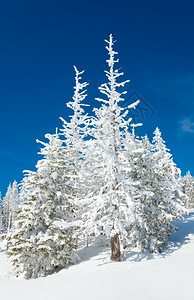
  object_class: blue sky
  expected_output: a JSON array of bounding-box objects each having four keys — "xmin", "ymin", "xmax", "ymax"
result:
[{"xmin": 0, "ymin": 0, "xmax": 194, "ymax": 196}]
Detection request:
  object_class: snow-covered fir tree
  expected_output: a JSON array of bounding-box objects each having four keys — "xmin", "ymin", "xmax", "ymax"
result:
[
  {"xmin": 2, "ymin": 181, "xmax": 19, "ymax": 233},
  {"xmin": 122, "ymin": 128, "xmax": 186, "ymax": 252},
  {"xmin": 150, "ymin": 127, "xmax": 186, "ymax": 248},
  {"xmin": 2, "ymin": 184, "xmax": 12, "ymax": 232},
  {"xmin": 81, "ymin": 34, "xmax": 140, "ymax": 259},
  {"xmin": 183, "ymin": 171, "xmax": 194, "ymax": 208},
  {"xmin": 122, "ymin": 133, "xmax": 158, "ymax": 252},
  {"xmin": 60, "ymin": 66, "xmax": 90, "ymax": 217},
  {"xmin": 10, "ymin": 181, "xmax": 19, "ymax": 226},
  {"xmin": 7, "ymin": 131, "xmax": 78, "ymax": 279}
]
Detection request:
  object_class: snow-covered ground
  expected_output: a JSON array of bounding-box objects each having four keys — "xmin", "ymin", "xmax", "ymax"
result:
[{"xmin": 1, "ymin": 211, "xmax": 194, "ymax": 300}]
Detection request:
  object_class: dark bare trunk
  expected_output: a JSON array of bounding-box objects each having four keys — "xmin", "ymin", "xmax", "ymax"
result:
[{"xmin": 110, "ymin": 233, "xmax": 121, "ymax": 261}]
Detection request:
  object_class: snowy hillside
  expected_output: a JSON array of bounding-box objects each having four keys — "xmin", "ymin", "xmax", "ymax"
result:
[{"xmin": 0, "ymin": 211, "xmax": 194, "ymax": 300}]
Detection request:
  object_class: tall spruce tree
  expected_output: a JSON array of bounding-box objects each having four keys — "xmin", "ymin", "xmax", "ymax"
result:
[
  {"xmin": 60, "ymin": 66, "xmax": 90, "ymax": 218},
  {"xmin": 7, "ymin": 132, "xmax": 78, "ymax": 279},
  {"xmin": 82, "ymin": 34, "xmax": 140, "ymax": 260}
]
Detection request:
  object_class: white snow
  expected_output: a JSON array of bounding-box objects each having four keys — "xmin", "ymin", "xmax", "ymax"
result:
[{"xmin": 0, "ymin": 211, "xmax": 194, "ymax": 300}]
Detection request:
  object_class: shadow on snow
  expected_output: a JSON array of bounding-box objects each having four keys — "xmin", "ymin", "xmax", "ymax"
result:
[
  {"xmin": 70, "ymin": 211, "xmax": 194, "ymax": 268},
  {"xmin": 162, "ymin": 210, "xmax": 194, "ymax": 256},
  {"xmin": 124, "ymin": 211, "xmax": 194, "ymax": 263}
]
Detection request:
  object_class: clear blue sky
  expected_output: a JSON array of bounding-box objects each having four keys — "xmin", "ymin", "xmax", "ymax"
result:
[{"xmin": 0, "ymin": 0, "xmax": 194, "ymax": 196}]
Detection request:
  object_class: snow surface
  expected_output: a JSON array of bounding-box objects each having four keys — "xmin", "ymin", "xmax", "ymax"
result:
[{"xmin": 0, "ymin": 211, "xmax": 194, "ymax": 300}]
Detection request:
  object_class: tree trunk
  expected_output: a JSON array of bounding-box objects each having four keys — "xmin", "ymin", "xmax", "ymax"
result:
[{"xmin": 110, "ymin": 233, "xmax": 121, "ymax": 261}]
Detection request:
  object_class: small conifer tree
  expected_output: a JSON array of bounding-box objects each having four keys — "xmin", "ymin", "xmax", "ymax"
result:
[
  {"xmin": 183, "ymin": 171, "xmax": 194, "ymax": 208},
  {"xmin": 2, "ymin": 181, "xmax": 19, "ymax": 233}
]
